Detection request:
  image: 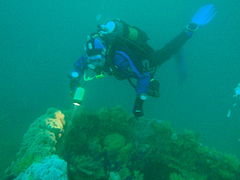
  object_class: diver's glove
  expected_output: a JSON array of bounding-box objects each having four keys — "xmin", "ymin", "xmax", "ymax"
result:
[
  {"xmin": 133, "ymin": 96, "xmax": 145, "ymax": 117},
  {"xmin": 186, "ymin": 4, "xmax": 217, "ymax": 32},
  {"xmin": 147, "ymin": 79, "xmax": 160, "ymax": 97}
]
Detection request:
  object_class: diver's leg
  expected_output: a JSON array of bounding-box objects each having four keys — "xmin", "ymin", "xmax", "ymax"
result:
[{"xmin": 148, "ymin": 31, "xmax": 192, "ymax": 67}]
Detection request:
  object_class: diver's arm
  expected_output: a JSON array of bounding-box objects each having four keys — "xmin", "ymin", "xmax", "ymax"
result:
[{"xmin": 69, "ymin": 56, "xmax": 88, "ymax": 92}]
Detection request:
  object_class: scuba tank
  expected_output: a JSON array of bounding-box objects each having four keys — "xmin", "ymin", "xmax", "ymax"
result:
[
  {"xmin": 98, "ymin": 19, "xmax": 154, "ymax": 59},
  {"xmin": 73, "ymin": 87, "xmax": 85, "ymax": 106}
]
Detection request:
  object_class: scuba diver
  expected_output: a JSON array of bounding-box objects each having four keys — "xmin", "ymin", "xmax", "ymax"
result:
[{"xmin": 69, "ymin": 4, "xmax": 216, "ymax": 117}]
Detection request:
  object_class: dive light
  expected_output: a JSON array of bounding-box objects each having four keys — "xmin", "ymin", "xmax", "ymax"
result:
[{"xmin": 73, "ymin": 87, "xmax": 85, "ymax": 106}]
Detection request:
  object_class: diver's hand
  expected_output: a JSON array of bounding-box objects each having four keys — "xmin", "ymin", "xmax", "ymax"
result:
[{"xmin": 133, "ymin": 96, "xmax": 144, "ymax": 117}]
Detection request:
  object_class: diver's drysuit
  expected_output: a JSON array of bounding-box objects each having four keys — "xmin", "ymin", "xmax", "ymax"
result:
[{"xmin": 70, "ymin": 20, "xmax": 192, "ymax": 117}]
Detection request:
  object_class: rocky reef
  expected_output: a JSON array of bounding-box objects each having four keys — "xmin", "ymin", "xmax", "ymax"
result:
[
  {"xmin": 15, "ymin": 155, "xmax": 67, "ymax": 180},
  {"xmin": 4, "ymin": 106, "xmax": 240, "ymax": 180},
  {"xmin": 59, "ymin": 107, "xmax": 240, "ymax": 180},
  {"xmin": 4, "ymin": 108, "xmax": 66, "ymax": 179}
]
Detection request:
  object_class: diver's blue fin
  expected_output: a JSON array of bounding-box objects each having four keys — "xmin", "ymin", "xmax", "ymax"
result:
[{"xmin": 191, "ymin": 4, "xmax": 217, "ymax": 26}]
